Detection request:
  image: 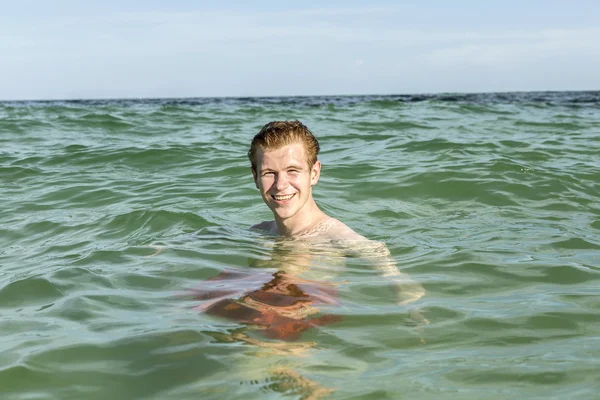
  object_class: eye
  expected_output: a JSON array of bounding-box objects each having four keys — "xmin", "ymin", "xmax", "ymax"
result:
[
  {"xmin": 288, "ymin": 169, "xmax": 300, "ymax": 174},
  {"xmin": 262, "ymin": 171, "xmax": 275, "ymax": 177}
]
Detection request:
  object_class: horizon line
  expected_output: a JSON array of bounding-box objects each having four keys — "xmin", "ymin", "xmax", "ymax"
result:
[{"xmin": 2, "ymin": 88, "xmax": 599, "ymax": 103}]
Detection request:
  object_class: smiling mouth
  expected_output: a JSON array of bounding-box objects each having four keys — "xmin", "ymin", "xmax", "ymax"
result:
[{"xmin": 271, "ymin": 194, "xmax": 295, "ymax": 201}]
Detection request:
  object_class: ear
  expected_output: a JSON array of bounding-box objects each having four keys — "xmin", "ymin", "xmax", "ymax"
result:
[
  {"xmin": 251, "ymin": 167, "xmax": 259, "ymax": 189},
  {"xmin": 310, "ymin": 161, "xmax": 321, "ymax": 186}
]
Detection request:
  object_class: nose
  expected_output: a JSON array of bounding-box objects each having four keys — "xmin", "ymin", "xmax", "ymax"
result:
[{"xmin": 274, "ymin": 173, "xmax": 289, "ymax": 191}]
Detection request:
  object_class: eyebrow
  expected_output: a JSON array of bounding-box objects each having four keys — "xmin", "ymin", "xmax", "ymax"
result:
[{"xmin": 261, "ymin": 164, "xmax": 304, "ymax": 172}]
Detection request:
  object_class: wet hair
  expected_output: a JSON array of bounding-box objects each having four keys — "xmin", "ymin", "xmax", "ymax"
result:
[{"xmin": 248, "ymin": 120, "xmax": 320, "ymax": 171}]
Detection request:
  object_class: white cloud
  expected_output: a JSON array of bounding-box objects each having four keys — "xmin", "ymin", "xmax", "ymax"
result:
[{"xmin": 420, "ymin": 27, "xmax": 600, "ymax": 69}]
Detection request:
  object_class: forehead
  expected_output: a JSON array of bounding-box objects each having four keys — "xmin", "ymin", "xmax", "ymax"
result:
[{"xmin": 256, "ymin": 142, "xmax": 308, "ymax": 170}]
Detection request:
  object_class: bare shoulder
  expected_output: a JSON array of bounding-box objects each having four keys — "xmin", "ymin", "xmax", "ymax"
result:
[
  {"xmin": 250, "ymin": 220, "xmax": 276, "ymax": 233},
  {"xmin": 325, "ymin": 218, "xmax": 391, "ymax": 256},
  {"xmin": 325, "ymin": 218, "xmax": 368, "ymax": 241}
]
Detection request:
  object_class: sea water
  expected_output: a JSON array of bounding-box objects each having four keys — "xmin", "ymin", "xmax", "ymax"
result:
[{"xmin": 1, "ymin": 92, "xmax": 599, "ymax": 399}]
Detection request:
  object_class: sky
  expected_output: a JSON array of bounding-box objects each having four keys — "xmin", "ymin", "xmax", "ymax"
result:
[{"xmin": 1, "ymin": 0, "xmax": 599, "ymax": 100}]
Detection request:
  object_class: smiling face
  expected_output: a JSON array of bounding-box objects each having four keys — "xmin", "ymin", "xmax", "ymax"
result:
[{"xmin": 252, "ymin": 142, "xmax": 321, "ymax": 223}]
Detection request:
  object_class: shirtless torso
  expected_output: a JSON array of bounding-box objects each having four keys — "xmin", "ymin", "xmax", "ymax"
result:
[{"xmin": 193, "ymin": 217, "xmax": 424, "ymax": 341}]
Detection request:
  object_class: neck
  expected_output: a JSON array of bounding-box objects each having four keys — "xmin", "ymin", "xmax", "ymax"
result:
[{"xmin": 275, "ymin": 199, "xmax": 328, "ymax": 237}]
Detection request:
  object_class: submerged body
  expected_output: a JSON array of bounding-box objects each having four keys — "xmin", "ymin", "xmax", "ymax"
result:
[
  {"xmin": 192, "ymin": 223, "xmax": 425, "ymax": 341},
  {"xmin": 192, "ymin": 267, "xmax": 341, "ymax": 341}
]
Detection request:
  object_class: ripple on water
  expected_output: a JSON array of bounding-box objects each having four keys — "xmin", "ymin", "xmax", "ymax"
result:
[
  {"xmin": 2, "ymin": 93, "xmax": 600, "ymax": 398},
  {"xmin": 97, "ymin": 210, "xmax": 210, "ymax": 240},
  {"xmin": 0, "ymin": 277, "xmax": 63, "ymax": 308}
]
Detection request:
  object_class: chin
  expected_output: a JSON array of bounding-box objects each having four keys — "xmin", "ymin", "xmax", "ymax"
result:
[
  {"xmin": 273, "ymin": 207, "xmax": 297, "ymax": 220},
  {"xmin": 274, "ymin": 210, "xmax": 293, "ymax": 220}
]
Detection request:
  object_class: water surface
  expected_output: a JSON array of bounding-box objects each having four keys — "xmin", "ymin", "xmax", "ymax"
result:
[{"xmin": 1, "ymin": 92, "xmax": 599, "ymax": 399}]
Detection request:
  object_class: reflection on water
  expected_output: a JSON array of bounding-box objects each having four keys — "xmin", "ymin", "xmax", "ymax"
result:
[
  {"xmin": 192, "ymin": 234, "xmax": 425, "ymax": 338},
  {"xmin": 186, "ymin": 235, "xmax": 428, "ymax": 398},
  {"xmin": 191, "ymin": 268, "xmax": 342, "ymax": 341},
  {"xmin": 186, "ymin": 236, "xmax": 426, "ymax": 398}
]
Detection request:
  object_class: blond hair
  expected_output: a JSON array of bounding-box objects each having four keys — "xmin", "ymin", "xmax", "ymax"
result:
[{"xmin": 248, "ymin": 120, "xmax": 320, "ymax": 171}]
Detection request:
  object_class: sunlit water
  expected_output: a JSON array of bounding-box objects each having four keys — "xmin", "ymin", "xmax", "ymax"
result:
[{"xmin": 1, "ymin": 92, "xmax": 599, "ymax": 399}]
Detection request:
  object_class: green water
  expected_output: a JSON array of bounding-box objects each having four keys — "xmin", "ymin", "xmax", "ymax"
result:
[{"xmin": 1, "ymin": 92, "xmax": 599, "ymax": 399}]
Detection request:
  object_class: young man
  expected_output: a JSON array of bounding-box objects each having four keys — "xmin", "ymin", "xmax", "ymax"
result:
[
  {"xmin": 248, "ymin": 120, "xmax": 425, "ymax": 306},
  {"xmin": 248, "ymin": 120, "xmax": 365, "ymax": 240}
]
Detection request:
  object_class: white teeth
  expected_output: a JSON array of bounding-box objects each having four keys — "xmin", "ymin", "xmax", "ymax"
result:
[{"xmin": 273, "ymin": 194, "xmax": 294, "ymax": 201}]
